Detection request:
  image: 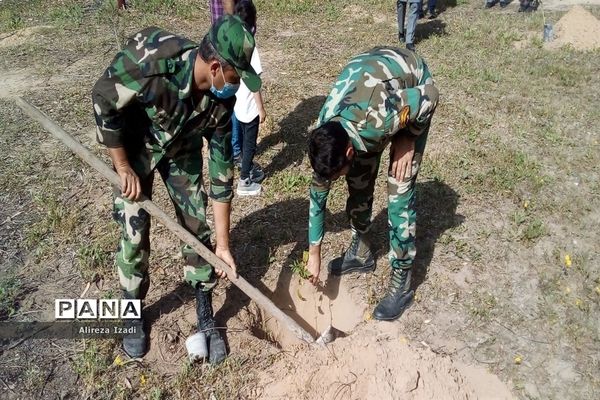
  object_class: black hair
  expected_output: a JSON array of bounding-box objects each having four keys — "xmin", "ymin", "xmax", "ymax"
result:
[
  {"xmin": 198, "ymin": 34, "xmax": 231, "ymax": 68},
  {"xmin": 308, "ymin": 121, "xmax": 351, "ymax": 180},
  {"xmin": 234, "ymin": 0, "xmax": 257, "ymax": 33}
]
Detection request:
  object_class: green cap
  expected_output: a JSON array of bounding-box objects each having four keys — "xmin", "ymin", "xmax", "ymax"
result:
[{"xmin": 208, "ymin": 15, "xmax": 261, "ymax": 92}]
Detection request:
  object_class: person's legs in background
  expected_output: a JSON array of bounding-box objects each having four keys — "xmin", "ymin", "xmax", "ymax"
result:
[
  {"xmin": 405, "ymin": 1, "xmax": 419, "ymax": 51},
  {"xmin": 428, "ymin": 0, "xmax": 438, "ymax": 18},
  {"xmin": 237, "ymin": 116, "xmax": 262, "ymax": 196},
  {"xmin": 397, "ymin": 0, "xmax": 407, "ymax": 43}
]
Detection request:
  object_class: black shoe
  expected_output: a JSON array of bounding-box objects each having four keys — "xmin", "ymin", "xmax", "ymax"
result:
[
  {"xmin": 485, "ymin": 1, "xmax": 495, "ymax": 8},
  {"xmin": 529, "ymin": 0, "xmax": 539, "ymax": 10},
  {"xmin": 122, "ymin": 318, "xmax": 147, "ymax": 358},
  {"xmin": 398, "ymin": 32, "xmax": 405, "ymax": 43},
  {"xmin": 196, "ymin": 288, "xmax": 227, "ymax": 364},
  {"xmin": 406, "ymin": 43, "xmax": 416, "ymax": 52},
  {"xmin": 328, "ymin": 233, "xmax": 374, "ymax": 275},
  {"xmin": 499, "ymin": 1, "xmax": 508, "ymax": 7},
  {"xmin": 518, "ymin": 0, "xmax": 529, "ymax": 11},
  {"xmin": 428, "ymin": 11, "xmax": 438, "ymax": 19},
  {"xmin": 373, "ymin": 268, "xmax": 414, "ymax": 321},
  {"xmin": 418, "ymin": 12, "xmax": 425, "ymax": 19}
]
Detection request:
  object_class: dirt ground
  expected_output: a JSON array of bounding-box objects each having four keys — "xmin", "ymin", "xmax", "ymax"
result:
[{"xmin": 0, "ymin": 0, "xmax": 599, "ymax": 399}]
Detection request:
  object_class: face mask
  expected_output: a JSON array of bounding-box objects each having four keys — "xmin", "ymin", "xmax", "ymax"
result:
[{"xmin": 210, "ymin": 65, "xmax": 240, "ymax": 99}]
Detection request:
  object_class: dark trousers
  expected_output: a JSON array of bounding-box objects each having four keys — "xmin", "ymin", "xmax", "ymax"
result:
[{"xmin": 238, "ymin": 115, "xmax": 260, "ymax": 180}]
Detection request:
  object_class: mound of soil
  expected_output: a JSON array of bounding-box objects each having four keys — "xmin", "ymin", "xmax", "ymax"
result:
[
  {"xmin": 545, "ymin": 5, "xmax": 600, "ymax": 50},
  {"xmin": 257, "ymin": 323, "xmax": 514, "ymax": 399}
]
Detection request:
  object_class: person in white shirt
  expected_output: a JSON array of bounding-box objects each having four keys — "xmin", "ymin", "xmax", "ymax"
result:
[{"xmin": 233, "ymin": 0, "xmax": 266, "ymax": 196}]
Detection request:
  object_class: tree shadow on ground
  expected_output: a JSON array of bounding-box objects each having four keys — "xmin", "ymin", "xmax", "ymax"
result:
[
  {"xmin": 415, "ymin": 19, "xmax": 448, "ymax": 44},
  {"xmin": 258, "ymin": 96, "xmax": 326, "ymax": 177}
]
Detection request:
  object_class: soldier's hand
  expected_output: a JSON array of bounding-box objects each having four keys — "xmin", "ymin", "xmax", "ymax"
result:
[
  {"xmin": 307, "ymin": 253, "xmax": 321, "ymax": 286},
  {"xmin": 215, "ymin": 246, "xmax": 238, "ymax": 280},
  {"xmin": 116, "ymin": 165, "xmax": 142, "ymax": 201},
  {"xmin": 390, "ymin": 135, "xmax": 415, "ymax": 182}
]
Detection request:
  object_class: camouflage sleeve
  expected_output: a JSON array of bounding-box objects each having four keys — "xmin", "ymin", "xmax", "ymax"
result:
[
  {"xmin": 91, "ymin": 49, "xmax": 149, "ymax": 148},
  {"xmin": 308, "ymin": 173, "xmax": 332, "ymax": 246},
  {"xmin": 208, "ymin": 118, "xmax": 234, "ymax": 202},
  {"xmin": 404, "ymin": 62, "xmax": 439, "ymax": 136}
]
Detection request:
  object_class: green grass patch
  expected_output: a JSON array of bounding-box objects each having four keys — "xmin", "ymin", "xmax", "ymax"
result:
[
  {"xmin": 265, "ymin": 170, "xmax": 311, "ymax": 199},
  {"xmin": 0, "ymin": 275, "xmax": 21, "ymax": 319},
  {"xmin": 76, "ymin": 243, "xmax": 111, "ymax": 283},
  {"xmin": 72, "ymin": 340, "xmax": 114, "ymax": 389},
  {"xmin": 25, "ymin": 196, "xmax": 79, "ymax": 249},
  {"xmin": 49, "ymin": 1, "xmax": 84, "ymax": 27}
]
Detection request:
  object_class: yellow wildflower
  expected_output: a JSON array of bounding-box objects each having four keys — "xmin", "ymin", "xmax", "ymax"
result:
[
  {"xmin": 140, "ymin": 374, "xmax": 147, "ymax": 386},
  {"xmin": 564, "ymin": 254, "xmax": 572, "ymax": 268},
  {"xmin": 113, "ymin": 355, "xmax": 124, "ymax": 367},
  {"xmin": 514, "ymin": 355, "xmax": 523, "ymax": 365}
]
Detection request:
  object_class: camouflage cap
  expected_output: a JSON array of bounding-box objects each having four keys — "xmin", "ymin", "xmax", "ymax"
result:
[{"xmin": 208, "ymin": 15, "xmax": 261, "ymax": 92}]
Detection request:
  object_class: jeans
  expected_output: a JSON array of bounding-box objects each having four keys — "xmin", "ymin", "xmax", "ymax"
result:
[
  {"xmin": 231, "ymin": 113, "xmax": 242, "ymax": 159},
  {"xmin": 238, "ymin": 115, "xmax": 260, "ymax": 180},
  {"xmin": 397, "ymin": 0, "xmax": 420, "ymax": 45},
  {"xmin": 425, "ymin": 0, "xmax": 436, "ymax": 13}
]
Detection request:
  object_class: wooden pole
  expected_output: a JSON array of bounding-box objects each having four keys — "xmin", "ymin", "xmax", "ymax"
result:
[{"xmin": 15, "ymin": 97, "xmax": 316, "ymax": 345}]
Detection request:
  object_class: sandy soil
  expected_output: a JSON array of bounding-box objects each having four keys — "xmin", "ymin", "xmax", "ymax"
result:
[{"xmin": 544, "ymin": 5, "xmax": 600, "ymax": 50}]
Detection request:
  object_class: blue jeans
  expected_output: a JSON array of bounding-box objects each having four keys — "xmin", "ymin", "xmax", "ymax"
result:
[
  {"xmin": 231, "ymin": 113, "xmax": 242, "ymax": 159},
  {"xmin": 425, "ymin": 0, "xmax": 436, "ymax": 13},
  {"xmin": 397, "ymin": 0, "xmax": 420, "ymax": 45}
]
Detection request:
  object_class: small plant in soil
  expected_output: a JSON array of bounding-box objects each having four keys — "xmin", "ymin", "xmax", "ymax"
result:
[{"xmin": 290, "ymin": 251, "xmax": 311, "ymax": 279}]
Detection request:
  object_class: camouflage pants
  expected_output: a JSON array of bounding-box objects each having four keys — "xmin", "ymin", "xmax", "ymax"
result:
[
  {"xmin": 346, "ymin": 128, "xmax": 429, "ymax": 270},
  {"xmin": 113, "ymin": 153, "xmax": 216, "ymax": 299}
]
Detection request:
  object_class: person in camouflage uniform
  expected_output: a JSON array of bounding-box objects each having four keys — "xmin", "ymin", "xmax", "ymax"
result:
[
  {"xmin": 92, "ymin": 15, "xmax": 261, "ymax": 362},
  {"xmin": 306, "ymin": 47, "xmax": 438, "ymax": 321}
]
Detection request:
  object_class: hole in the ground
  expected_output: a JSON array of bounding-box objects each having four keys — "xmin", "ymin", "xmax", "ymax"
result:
[{"xmin": 248, "ymin": 275, "xmax": 366, "ymax": 347}]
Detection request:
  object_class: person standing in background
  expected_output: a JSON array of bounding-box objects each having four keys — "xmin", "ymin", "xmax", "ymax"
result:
[
  {"xmin": 233, "ymin": 0, "xmax": 266, "ymax": 195},
  {"xmin": 397, "ymin": 0, "xmax": 420, "ymax": 51},
  {"xmin": 209, "ymin": 0, "xmax": 236, "ymax": 23}
]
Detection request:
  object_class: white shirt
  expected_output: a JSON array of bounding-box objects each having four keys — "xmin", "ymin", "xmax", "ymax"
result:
[{"xmin": 234, "ymin": 47, "xmax": 262, "ymax": 123}]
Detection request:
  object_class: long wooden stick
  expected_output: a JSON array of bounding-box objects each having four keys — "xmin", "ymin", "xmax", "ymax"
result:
[{"xmin": 15, "ymin": 97, "xmax": 316, "ymax": 345}]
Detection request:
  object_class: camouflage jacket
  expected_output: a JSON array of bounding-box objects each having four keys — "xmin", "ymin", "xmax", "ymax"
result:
[
  {"xmin": 309, "ymin": 47, "xmax": 439, "ymax": 245},
  {"xmin": 92, "ymin": 27, "xmax": 234, "ymax": 202}
]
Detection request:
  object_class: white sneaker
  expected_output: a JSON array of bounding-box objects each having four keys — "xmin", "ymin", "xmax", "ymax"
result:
[{"xmin": 236, "ymin": 178, "xmax": 261, "ymax": 196}]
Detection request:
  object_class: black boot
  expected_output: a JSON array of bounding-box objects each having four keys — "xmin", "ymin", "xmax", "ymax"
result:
[
  {"xmin": 373, "ymin": 268, "xmax": 414, "ymax": 321},
  {"xmin": 121, "ymin": 291, "xmax": 147, "ymax": 358},
  {"xmin": 328, "ymin": 233, "xmax": 375, "ymax": 275},
  {"xmin": 196, "ymin": 288, "xmax": 227, "ymax": 364}
]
